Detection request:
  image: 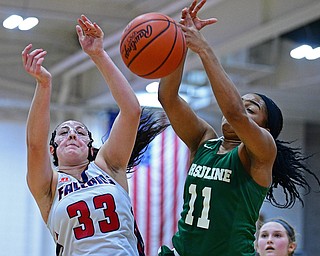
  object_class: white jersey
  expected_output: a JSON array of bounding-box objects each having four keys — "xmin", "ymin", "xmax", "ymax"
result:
[{"xmin": 47, "ymin": 162, "xmax": 144, "ymax": 256}]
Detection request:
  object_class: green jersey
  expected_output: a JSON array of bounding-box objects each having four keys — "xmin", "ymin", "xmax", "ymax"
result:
[{"xmin": 172, "ymin": 138, "xmax": 268, "ymax": 256}]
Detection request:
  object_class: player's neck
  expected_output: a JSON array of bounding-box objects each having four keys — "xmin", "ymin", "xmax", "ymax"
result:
[
  {"xmin": 58, "ymin": 161, "xmax": 89, "ymax": 180},
  {"xmin": 222, "ymin": 136, "xmax": 241, "ymax": 144},
  {"xmin": 219, "ymin": 137, "xmax": 241, "ymax": 153}
]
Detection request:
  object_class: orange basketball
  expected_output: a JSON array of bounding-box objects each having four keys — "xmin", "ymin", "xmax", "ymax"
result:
[{"xmin": 120, "ymin": 12, "xmax": 186, "ymax": 79}]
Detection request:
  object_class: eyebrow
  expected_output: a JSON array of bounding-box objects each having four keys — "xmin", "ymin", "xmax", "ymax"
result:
[
  {"xmin": 59, "ymin": 125, "xmax": 86, "ymax": 130},
  {"xmin": 261, "ymin": 230, "xmax": 284, "ymax": 233},
  {"xmin": 243, "ymin": 99, "xmax": 261, "ymax": 110}
]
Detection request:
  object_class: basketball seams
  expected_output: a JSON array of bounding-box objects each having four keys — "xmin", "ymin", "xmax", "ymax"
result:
[
  {"xmin": 120, "ymin": 13, "xmax": 185, "ymax": 79},
  {"xmin": 140, "ymin": 22, "xmax": 179, "ymax": 78},
  {"xmin": 126, "ymin": 20, "xmax": 172, "ymax": 68},
  {"xmin": 120, "ymin": 17, "xmax": 173, "ymax": 48}
]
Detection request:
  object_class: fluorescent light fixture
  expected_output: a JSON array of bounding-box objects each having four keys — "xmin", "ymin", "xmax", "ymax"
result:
[
  {"xmin": 290, "ymin": 44, "xmax": 313, "ymax": 59},
  {"xmin": 137, "ymin": 81, "xmax": 190, "ymax": 107},
  {"xmin": 290, "ymin": 44, "xmax": 320, "ymax": 60},
  {"xmin": 145, "ymin": 82, "xmax": 159, "ymax": 93},
  {"xmin": 3, "ymin": 15, "xmax": 23, "ymax": 29},
  {"xmin": 18, "ymin": 17, "xmax": 39, "ymax": 31},
  {"xmin": 137, "ymin": 92, "xmax": 162, "ymax": 108},
  {"xmin": 3, "ymin": 15, "xmax": 39, "ymax": 30},
  {"xmin": 306, "ymin": 46, "xmax": 320, "ymax": 60},
  {"xmin": 136, "ymin": 92, "xmax": 190, "ymax": 108}
]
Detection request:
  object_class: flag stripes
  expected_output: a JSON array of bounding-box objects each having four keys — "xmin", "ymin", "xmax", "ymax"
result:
[{"xmin": 128, "ymin": 126, "xmax": 189, "ymax": 256}]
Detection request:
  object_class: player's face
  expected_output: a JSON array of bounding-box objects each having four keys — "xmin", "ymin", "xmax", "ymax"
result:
[
  {"xmin": 242, "ymin": 93, "xmax": 268, "ymax": 128},
  {"xmin": 221, "ymin": 93, "xmax": 268, "ymax": 137},
  {"xmin": 54, "ymin": 120, "xmax": 91, "ymax": 164},
  {"xmin": 55, "ymin": 121, "xmax": 90, "ymax": 144},
  {"xmin": 256, "ymin": 222, "xmax": 296, "ymax": 256}
]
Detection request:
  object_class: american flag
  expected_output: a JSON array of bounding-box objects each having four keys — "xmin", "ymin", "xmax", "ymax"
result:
[{"xmin": 128, "ymin": 125, "xmax": 189, "ymax": 256}]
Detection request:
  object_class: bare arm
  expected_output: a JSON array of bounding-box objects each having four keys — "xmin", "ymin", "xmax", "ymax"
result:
[
  {"xmin": 76, "ymin": 16, "xmax": 141, "ymax": 188},
  {"xmin": 158, "ymin": 56, "xmax": 216, "ymax": 154},
  {"xmin": 199, "ymin": 44, "xmax": 276, "ymax": 159},
  {"xmin": 22, "ymin": 44, "xmax": 56, "ymax": 221},
  {"xmin": 181, "ymin": 10, "xmax": 276, "ymax": 186},
  {"xmin": 158, "ymin": 0, "xmax": 218, "ymax": 154}
]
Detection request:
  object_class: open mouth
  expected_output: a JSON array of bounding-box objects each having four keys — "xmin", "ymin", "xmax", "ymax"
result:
[{"xmin": 265, "ymin": 246, "xmax": 275, "ymax": 251}]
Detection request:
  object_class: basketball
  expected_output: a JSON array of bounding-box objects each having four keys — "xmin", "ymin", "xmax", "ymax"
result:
[{"xmin": 120, "ymin": 12, "xmax": 186, "ymax": 79}]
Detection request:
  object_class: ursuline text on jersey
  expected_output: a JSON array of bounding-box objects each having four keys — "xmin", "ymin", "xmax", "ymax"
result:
[{"xmin": 188, "ymin": 163, "xmax": 232, "ymax": 182}]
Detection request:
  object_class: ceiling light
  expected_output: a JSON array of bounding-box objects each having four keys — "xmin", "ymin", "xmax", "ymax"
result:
[
  {"xmin": 3, "ymin": 15, "xmax": 39, "ymax": 31},
  {"xmin": 145, "ymin": 82, "xmax": 159, "ymax": 93},
  {"xmin": 290, "ymin": 44, "xmax": 313, "ymax": 59},
  {"xmin": 290, "ymin": 44, "xmax": 320, "ymax": 60},
  {"xmin": 18, "ymin": 17, "xmax": 39, "ymax": 31},
  {"xmin": 3, "ymin": 15, "xmax": 23, "ymax": 29},
  {"xmin": 137, "ymin": 92, "xmax": 162, "ymax": 108},
  {"xmin": 305, "ymin": 47, "xmax": 320, "ymax": 60}
]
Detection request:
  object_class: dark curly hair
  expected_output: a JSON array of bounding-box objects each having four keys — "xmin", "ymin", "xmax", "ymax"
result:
[
  {"xmin": 267, "ymin": 140, "xmax": 320, "ymax": 208},
  {"xmin": 255, "ymin": 93, "xmax": 320, "ymax": 208}
]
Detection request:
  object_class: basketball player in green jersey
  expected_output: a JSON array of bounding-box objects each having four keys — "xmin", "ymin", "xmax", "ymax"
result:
[{"xmin": 158, "ymin": 1, "xmax": 320, "ymax": 255}]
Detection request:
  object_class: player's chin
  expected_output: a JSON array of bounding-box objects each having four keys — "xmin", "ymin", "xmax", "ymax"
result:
[
  {"xmin": 221, "ymin": 122, "xmax": 236, "ymax": 135},
  {"xmin": 221, "ymin": 117, "xmax": 231, "ymax": 129}
]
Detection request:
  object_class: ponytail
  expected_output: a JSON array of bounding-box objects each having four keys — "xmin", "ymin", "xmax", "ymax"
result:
[
  {"xmin": 90, "ymin": 107, "xmax": 169, "ymax": 172},
  {"xmin": 127, "ymin": 108, "xmax": 170, "ymax": 172}
]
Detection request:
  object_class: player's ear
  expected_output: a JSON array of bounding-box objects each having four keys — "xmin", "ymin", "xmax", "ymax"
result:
[
  {"xmin": 288, "ymin": 242, "xmax": 297, "ymax": 254},
  {"xmin": 49, "ymin": 145, "xmax": 55, "ymax": 155}
]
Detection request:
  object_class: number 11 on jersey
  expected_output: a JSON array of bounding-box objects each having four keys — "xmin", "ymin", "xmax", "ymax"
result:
[{"xmin": 185, "ymin": 184, "xmax": 211, "ymax": 229}]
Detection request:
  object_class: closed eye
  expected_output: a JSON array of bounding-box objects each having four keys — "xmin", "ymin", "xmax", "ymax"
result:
[{"xmin": 246, "ymin": 108, "xmax": 254, "ymax": 114}]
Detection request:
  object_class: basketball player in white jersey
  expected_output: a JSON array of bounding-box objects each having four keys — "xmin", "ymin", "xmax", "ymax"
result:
[{"xmin": 22, "ymin": 15, "xmax": 167, "ymax": 256}]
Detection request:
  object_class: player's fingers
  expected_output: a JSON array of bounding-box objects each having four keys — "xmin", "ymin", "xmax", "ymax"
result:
[
  {"xmin": 181, "ymin": 7, "xmax": 188, "ymax": 20},
  {"xmin": 35, "ymin": 57, "xmax": 45, "ymax": 73},
  {"xmin": 84, "ymin": 21, "xmax": 95, "ymax": 31},
  {"xmin": 184, "ymin": 10, "xmax": 194, "ymax": 27},
  {"xmin": 78, "ymin": 15, "xmax": 96, "ymax": 34},
  {"xmin": 193, "ymin": 0, "xmax": 206, "ymax": 16},
  {"xmin": 76, "ymin": 24, "xmax": 85, "ymax": 39},
  {"xmin": 35, "ymin": 50, "xmax": 47, "ymax": 60},
  {"xmin": 30, "ymin": 50, "xmax": 46, "ymax": 71},
  {"xmin": 78, "ymin": 18, "xmax": 91, "ymax": 34},
  {"xmin": 81, "ymin": 14, "xmax": 93, "ymax": 24},
  {"xmin": 77, "ymin": 18, "xmax": 85, "ymax": 28},
  {"xmin": 80, "ymin": 15, "xmax": 95, "ymax": 30},
  {"xmin": 25, "ymin": 48, "xmax": 42, "ymax": 69},
  {"xmin": 21, "ymin": 44, "xmax": 32, "ymax": 65},
  {"xmin": 200, "ymin": 18, "xmax": 218, "ymax": 27},
  {"xmin": 188, "ymin": 0, "xmax": 198, "ymax": 14},
  {"xmin": 93, "ymin": 23, "xmax": 104, "ymax": 37}
]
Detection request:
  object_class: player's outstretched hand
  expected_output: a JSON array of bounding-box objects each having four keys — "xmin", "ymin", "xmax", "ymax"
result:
[
  {"xmin": 180, "ymin": 0, "xmax": 217, "ymax": 30},
  {"xmin": 76, "ymin": 15, "xmax": 104, "ymax": 57},
  {"xmin": 22, "ymin": 44, "xmax": 51, "ymax": 85}
]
